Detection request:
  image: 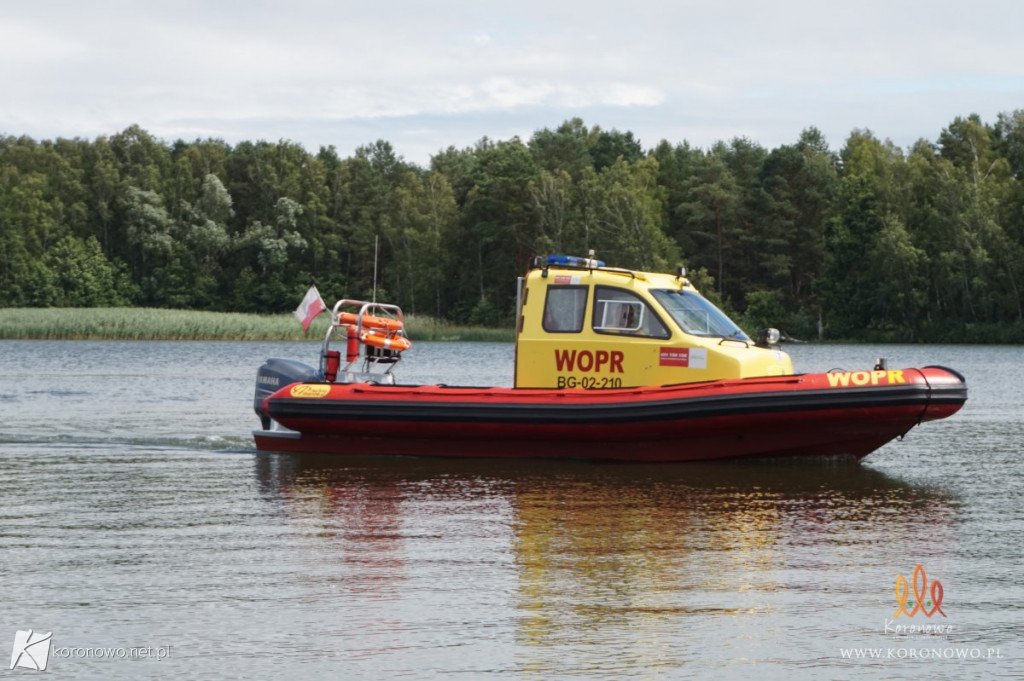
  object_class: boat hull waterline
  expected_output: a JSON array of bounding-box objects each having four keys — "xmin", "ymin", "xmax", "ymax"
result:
[{"xmin": 253, "ymin": 366, "xmax": 967, "ymax": 462}]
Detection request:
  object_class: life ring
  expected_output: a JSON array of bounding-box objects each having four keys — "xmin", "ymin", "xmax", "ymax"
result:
[
  {"xmin": 359, "ymin": 329, "xmax": 412, "ymax": 352},
  {"xmin": 337, "ymin": 312, "xmax": 404, "ymax": 332}
]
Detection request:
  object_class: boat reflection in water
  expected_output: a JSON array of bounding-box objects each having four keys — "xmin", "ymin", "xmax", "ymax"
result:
[{"xmin": 251, "ymin": 453, "xmax": 957, "ymax": 674}]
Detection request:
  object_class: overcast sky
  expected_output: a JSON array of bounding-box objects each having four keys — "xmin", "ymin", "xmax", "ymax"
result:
[{"xmin": 2, "ymin": 0, "xmax": 1022, "ymax": 166}]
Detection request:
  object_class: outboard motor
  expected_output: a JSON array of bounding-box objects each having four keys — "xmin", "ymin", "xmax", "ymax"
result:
[{"xmin": 253, "ymin": 358, "xmax": 319, "ymax": 430}]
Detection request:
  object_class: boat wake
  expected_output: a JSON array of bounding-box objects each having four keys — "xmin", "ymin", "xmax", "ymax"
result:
[{"xmin": 0, "ymin": 431, "xmax": 257, "ymax": 453}]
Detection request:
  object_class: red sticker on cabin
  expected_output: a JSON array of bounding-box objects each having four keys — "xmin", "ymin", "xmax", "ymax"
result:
[
  {"xmin": 553, "ymin": 275, "xmax": 572, "ymax": 285},
  {"xmin": 660, "ymin": 347, "xmax": 707, "ymax": 369}
]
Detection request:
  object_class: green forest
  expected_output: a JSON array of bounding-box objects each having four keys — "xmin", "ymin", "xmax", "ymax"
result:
[{"xmin": 2, "ymin": 113, "xmax": 1023, "ymax": 342}]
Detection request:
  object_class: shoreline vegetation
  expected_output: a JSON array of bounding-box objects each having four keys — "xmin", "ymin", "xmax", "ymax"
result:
[
  {"xmin": 0, "ymin": 308, "xmax": 514, "ymax": 342},
  {"xmin": 3, "ymin": 115, "xmax": 1023, "ymax": 346},
  {"xmin": 2, "ymin": 307, "xmax": 1021, "ymax": 344}
]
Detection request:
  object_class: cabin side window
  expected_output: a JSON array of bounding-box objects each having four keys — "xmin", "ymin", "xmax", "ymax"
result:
[
  {"xmin": 592, "ymin": 286, "xmax": 670, "ymax": 339},
  {"xmin": 543, "ymin": 286, "xmax": 588, "ymax": 333}
]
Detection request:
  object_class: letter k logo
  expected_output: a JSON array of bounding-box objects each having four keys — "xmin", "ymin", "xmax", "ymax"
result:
[{"xmin": 10, "ymin": 630, "xmax": 52, "ymax": 671}]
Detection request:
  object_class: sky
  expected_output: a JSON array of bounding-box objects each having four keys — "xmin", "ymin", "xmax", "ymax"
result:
[{"xmin": 2, "ymin": 0, "xmax": 1022, "ymax": 166}]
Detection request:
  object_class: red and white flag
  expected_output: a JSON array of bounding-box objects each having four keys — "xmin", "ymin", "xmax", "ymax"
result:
[{"xmin": 294, "ymin": 285, "xmax": 326, "ymax": 331}]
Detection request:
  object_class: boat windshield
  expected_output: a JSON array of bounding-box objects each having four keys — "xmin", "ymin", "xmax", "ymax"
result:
[{"xmin": 651, "ymin": 289, "xmax": 750, "ymax": 340}]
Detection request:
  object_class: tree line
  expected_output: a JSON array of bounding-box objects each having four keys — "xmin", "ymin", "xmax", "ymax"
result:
[{"xmin": 2, "ymin": 113, "xmax": 1023, "ymax": 342}]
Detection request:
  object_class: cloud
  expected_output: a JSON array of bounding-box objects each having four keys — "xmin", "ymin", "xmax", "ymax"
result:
[{"xmin": 2, "ymin": 0, "xmax": 1022, "ymax": 164}]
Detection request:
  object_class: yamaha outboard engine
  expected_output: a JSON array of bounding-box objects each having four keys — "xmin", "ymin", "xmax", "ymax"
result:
[{"xmin": 253, "ymin": 358, "xmax": 319, "ymax": 430}]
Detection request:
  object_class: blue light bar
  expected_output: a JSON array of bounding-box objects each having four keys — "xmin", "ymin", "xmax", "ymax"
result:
[{"xmin": 546, "ymin": 255, "xmax": 605, "ymax": 267}]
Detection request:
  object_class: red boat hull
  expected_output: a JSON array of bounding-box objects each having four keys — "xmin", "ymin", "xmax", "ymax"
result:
[{"xmin": 253, "ymin": 367, "xmax": 966, "ymax": 462}]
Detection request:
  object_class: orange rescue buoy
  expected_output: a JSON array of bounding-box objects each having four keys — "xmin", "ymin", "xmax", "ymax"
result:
[
  {"xmin": 337, "ymin": 312, "xmax": 404, "ymax": 331},
  {"xmin": 359, "ymin": 329, "xmax": 411, "ymax": 352}
]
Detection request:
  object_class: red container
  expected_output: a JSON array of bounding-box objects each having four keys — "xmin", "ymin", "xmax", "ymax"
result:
[{"xmin": 324, "ymin": 350, "xmax": 341, "ymax": 382}]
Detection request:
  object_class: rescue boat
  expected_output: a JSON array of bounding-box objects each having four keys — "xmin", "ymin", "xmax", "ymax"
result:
[{"xmin": 252, "ymin": 255, "xmax": 967, "ymax": 462}]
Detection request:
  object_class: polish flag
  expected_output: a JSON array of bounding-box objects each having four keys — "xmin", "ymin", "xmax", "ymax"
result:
[{"xmin": 294, "ymin": 286, "xmax": 327, "ymax": 331}]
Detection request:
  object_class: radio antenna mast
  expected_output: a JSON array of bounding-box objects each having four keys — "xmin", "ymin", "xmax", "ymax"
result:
[{"xmin": 372, "ymin": 234, "xmax": 379, "ymax": 303}]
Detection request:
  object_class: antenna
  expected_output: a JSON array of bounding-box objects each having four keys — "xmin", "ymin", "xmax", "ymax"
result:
[{"xmin": 372, "ymin": 234, "xmax": 379, "ymax": 303}]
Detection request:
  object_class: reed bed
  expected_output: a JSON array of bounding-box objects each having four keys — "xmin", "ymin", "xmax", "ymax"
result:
[
  {"xmin": 0, "ymin": 308, "xmax": 514, "ymax": 342},
  {"xmin": 404, "ymin": 315, "xmax": 513, "ymax": 342}
]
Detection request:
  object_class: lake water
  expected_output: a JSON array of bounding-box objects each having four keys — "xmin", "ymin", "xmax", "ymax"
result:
[{"xmin": 1, "ymin": 340, "xmax": 1021, "ymax": 679}]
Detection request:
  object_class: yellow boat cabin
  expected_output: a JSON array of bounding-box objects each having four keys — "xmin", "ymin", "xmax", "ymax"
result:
[{"xmin": 514, "ymin": 255, "xmax": 794, "ymax": 388}]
